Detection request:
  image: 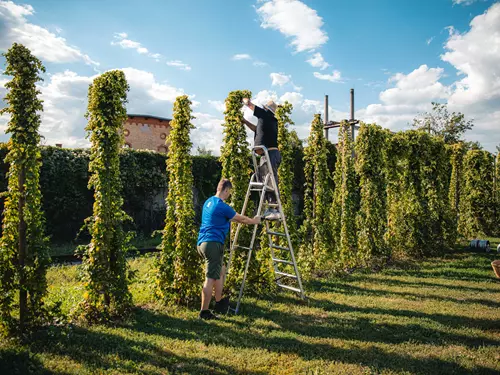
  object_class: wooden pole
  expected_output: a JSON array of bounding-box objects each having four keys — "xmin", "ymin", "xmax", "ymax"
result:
[{"xmin": 324, "ymin": 94, "xmax": 329, "ymax": 140}]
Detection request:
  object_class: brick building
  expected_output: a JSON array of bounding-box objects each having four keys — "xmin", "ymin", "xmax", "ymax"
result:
[{"xmin": 123, "ymin": 114, "xmax": 171, "ymax": 153}]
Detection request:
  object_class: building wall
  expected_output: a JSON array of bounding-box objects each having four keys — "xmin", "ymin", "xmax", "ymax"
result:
[{"xmin": 124, "ymin": 115, "xmax": 171, "ymax": 153}]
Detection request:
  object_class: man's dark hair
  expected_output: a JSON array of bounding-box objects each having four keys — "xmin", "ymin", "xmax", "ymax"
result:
[{"xmin": 217, "ymin": 178, "xmax": 233, "ymax": 192}]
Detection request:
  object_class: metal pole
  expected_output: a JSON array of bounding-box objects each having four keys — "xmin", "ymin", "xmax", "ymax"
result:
[
  {"xmin": 350, "ymin": 89, "xmax": 355, "ymax": 142},
  {"xmin": 324, "ymin": 94, "xmax": 329, "ymax": 140}
]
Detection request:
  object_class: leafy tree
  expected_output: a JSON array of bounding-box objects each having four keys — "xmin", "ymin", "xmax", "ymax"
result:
[
  {"xmin": 0, "ymin": 43, "xmax": 50, "ymax": 333},
  {"xmin": 155, "ymin": 95, "xmax": 201, "ymax": 305},
  {"xmin": 197, "ymin": 146, "xmax": 212, "ymax": 156},
  {"xmin": 331, "ymin": 121, "xmax": 358, "ymax": 268},
  {"xmin": 299, "ymin": 114, "xmax": 332, "ymax": 275},
  {"xmin": 458, "ymin": 149, "xmax": 495, "ymax": 238},
  {"xmin": 79, "ymin": 70, "xmax": 133, "ymax": 322},
  {"xmin": 355, "ymin": 123, "xmax": 389, "ymax": 262},
  {"xmin": 412, "ymin": 102, "xmax": 473, "ymax": 144}
]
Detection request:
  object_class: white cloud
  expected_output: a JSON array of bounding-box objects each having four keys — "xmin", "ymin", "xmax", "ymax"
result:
[
  {"xmin": 358, "ymin": 65, "xmax": 449, "ymax": 132},
  {"xmin": 191, "ymin": 112, "xmax": 224, "ymax": 155},
  {"xmin": 301, "ymin": 99, "xmax": 322, "ymax": 114},
  {"xmin": 307, "ymin": 52, "xmax": 329, "ymax": 70},
  {"xmin": 270, "ymin": 72, "xmax": 291, "ymax": 86},
  {"xmin": 426, "ymin": 36, "xmax": 434, "ymax": 45},
  {"xmin": 111, "ymin": 32, "xmax": 150, "ymax": 54},
  {"xmin": 232, "ymin": 54, "xmax": 251, "ymax": 60},
  {"xmin": 208, "ymin": 100, "xmax": 226, "ymax": 113},
  {"xmin": 279, "ymin": 91, "xmax": 303, "ymax": 107},
  {"xmin": 440, "ymin": 2, "xmax": 500, "ymax": 151},
  {"xmin": 253, "ymin": 60, "xmax": 268, "ymax": 67},
  {"xmin": 452, "ymin": 0, "xmax": 478, "ymax": 5},
  {"xmin": 0, "ymin": 0, "xmax": 98, "ymax": 65},
  {"xmin": 313, "ymin": 70, "xmax": 342, "ymax": 83},
  {"xmin": 167, "ymin": 60, "xmax": 192, "ymax": 71},
  {"xmin": 256, "ymin": 0, "xmax": 328, "ymax": 53}
]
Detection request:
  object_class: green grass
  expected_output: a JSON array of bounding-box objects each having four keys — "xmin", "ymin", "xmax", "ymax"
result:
[{"xmin": 1, "ymin": 240, "xmax": 500, "ymax": 375}]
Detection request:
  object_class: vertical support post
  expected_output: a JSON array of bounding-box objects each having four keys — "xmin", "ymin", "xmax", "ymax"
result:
[
  {"xmin": 324, "ymin": 94, "xmax": 329, "ymax": 140},
  {"xmin": 350, "ymin": 89, "xmax": 355, "ymax": 157}
]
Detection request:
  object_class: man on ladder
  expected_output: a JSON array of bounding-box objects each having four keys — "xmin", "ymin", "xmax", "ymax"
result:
[{"xmin": 242, "ymin": 97, "xmax": 281, "ymax": 221}]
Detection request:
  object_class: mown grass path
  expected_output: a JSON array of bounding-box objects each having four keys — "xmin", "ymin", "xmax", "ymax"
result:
[{"xmin": 1, "ymin": 240, "xmax": 499, "ymax": 374}]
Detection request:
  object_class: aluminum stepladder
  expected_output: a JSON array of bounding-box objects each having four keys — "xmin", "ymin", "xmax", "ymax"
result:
[{"xmin": 225, "ymin": 145, "xmax": 305, "ymax": 314}]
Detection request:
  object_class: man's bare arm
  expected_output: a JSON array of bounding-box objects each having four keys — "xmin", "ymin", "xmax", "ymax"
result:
[
  {"xmin": 242, "ymin": 98, "xmax": 255, "ymax": 111},
  {"xmin": 231, "ymin": 213, "xmax": 261, "ymax": 225},
  {"xmin": 242, "ymin": 118, "xmax": 257, "ymax": 132}
]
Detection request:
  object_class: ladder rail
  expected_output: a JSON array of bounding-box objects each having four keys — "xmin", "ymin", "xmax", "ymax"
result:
[
  {"xmin": 255, "ymin": 145, "xmax": 306, "ymax": 300},
  {"xmin": 233, "ymin": 174, "xmax": 270, "ymax": 314},
  {"xmin": 226, "ymin": 173, "xmax": 258, "ymax": 281},
  {"xmin": 226, "ymin": 145, "xmax": 306, "ymax": 314}
]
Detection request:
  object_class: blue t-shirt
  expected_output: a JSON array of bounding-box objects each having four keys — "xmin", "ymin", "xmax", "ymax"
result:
[{"xmin": 197, "ymin": 196, "xmax": 237, "ymax": 246}]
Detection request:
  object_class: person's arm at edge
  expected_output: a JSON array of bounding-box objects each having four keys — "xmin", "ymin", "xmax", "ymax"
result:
[{"xmin": 231, "ymin": 213, "xmax": 261, "ymax": 225}]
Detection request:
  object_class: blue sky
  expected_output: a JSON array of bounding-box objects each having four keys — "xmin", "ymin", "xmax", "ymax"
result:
[{"xmin": 0, "ymin": 0, "xmax": 499, "ymax": 153}]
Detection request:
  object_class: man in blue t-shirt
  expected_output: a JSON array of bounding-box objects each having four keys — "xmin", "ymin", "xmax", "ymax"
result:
[{"xmin": 197, "ymin": 178, "xmax": 261, "ymax": 320}]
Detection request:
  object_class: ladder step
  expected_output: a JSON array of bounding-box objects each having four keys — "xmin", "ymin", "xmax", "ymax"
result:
[
  {"xmin": 250, "ymin": 182, "xmax": 274, "ymax": 192},
  {"xmin": 234, "ymin": 245, "xmax": 251, "ymax": 250},
  {"xmin": 277, "ymin": 283, "xmax": 302, "ymax": 293},
  {"xmin": 272, "ymin": 258, "xmax": 293, "ymax": 265},
  {"xmin": 267, "ymin": 230, "xmax": 286, "ymax": 237},
  {"xmin": 267, "ymin": 203, "xmax": 279, "ymax": 208},
  {"xmin": 271, "ymin": 244, "xmax": 290, "ymax": 251},
  {"xmin": 275, "ymin": 271, "xmax": 297, "ymax": 279}
]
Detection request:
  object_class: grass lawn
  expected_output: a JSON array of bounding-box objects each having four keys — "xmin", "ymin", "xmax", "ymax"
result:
[{"xmin": 1, "ymin": 239, "xmax": 499, "ymax": 374}]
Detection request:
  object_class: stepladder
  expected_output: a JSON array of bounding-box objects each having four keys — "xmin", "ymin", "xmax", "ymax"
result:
[{"xmin": 225, "ymin": 145, "xmax": 306, "ymax": 314}]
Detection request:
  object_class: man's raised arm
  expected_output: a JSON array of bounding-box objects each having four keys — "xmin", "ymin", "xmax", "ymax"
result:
[
  {"xmin": 242, "ymin": 98, "xmax": 255, "ymax": 111},
  {"xmin": 242, "ymin": 118, "xmax": 257, "ymax": 132}
]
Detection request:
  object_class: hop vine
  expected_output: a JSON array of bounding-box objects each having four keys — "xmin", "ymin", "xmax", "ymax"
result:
[
  {"xmin": 299, "ymin": 114, "xmax": 332, "ymax": 276},
  {"xmin": 0, "ymin": 43, "xmax": 50, "ymax": 334},
  {"xmin": 155, "ymin": 95, "xmax": 201, "ymax": 305},
  {"xmin": 79, "ymin": 70, "xmax": 133, "ymax": 322}
]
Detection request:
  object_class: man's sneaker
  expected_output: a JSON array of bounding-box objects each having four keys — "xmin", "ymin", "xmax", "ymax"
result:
[
  {"xmin": 214, "ymin": 296, "xmax": 230, "ymax": 314},
  {"xmin": 262, "ymin": 208, "xmax": 281, "ymax": 221},
  {"xmin": 199, "ymin": 310, "xmax": 218, "ymax": 320}
]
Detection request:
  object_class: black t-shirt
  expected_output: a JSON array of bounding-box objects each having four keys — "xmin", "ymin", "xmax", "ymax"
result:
[{"xmin": 253, "ymin": 105, "xmax": 278, "ymax": 149}]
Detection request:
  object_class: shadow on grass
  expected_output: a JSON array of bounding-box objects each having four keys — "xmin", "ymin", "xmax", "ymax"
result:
[
  {"xmin": 127, "ymin": 307, "xmax": 498, "ymax": 375},
  {"xmin": 0, "ymin": 344, "xmax": 68, "ymax": 375},
  {"xmin": 311, "ymin": 281, "xmax": 500, "ymax": 309}
]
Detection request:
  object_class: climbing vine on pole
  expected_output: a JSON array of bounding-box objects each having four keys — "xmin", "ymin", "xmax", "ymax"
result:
[
  {"xmin": 0, "ymin": 43, "xmax": 50, "ymax": 334},
  {"xmin": 155, "ymin": 95, "xmax": 201, "ymax": 305},
  {"xmin": 386, "ymin": 131, "xmax": 452, "ymax": 257},
  {"xmin": 355, "ymin": 123, "xmax": 388, "ymax": 262},
  {"xmin": 220, "ymin": 90, "xmax": 274, "ymax": 294},
  {"xmin": 448, "ymin": 142, "xmax": 466, "ymax": 242},
  {"xmin": 331, "ymin": 121, "xmax": 358, "ymax": 268},
  {"xmin": 79, "ymin": 70, "xmax": 133, "ymax": 322},
  {"xmin": 458, "ymin": 149, "xmax": 495, "ymax": 239},
  {"xmin": 299, "ymin": 114, "xmax": 332, "ymax": 275}
]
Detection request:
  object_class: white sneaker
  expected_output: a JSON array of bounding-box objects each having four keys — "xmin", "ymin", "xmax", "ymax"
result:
[{"xmin": 262, "ymin": 208, "xmax": 281, "ymax": 221}]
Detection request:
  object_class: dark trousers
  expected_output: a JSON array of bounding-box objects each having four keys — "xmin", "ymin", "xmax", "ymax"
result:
[{"xmin": 258, "ymin": 149, "xmax": 281, "ymax": 204}]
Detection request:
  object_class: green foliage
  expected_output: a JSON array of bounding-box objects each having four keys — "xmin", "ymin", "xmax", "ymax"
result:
[
  {"xmin": 412, "ymin": 102, "xmax": 474, "ymax": 144},
  {"xmin": 496, "ymin": 152, "xmax": 500, "ymax": 233},
  {"xmin": 155, "ymin": 95, "xmax": 201, "ymax": 305},
  {"xmin": 219, "ymin": 90, "xmax": 253, "ymax": 292},
  {"xmin": 385, "ymin": 131, "xmax": 453, "ymax": 257},
  {"xmin": 355, "ymin": 123, "xmax": 389, "ymax": 262},
  {"xmin": 0, "ymin": 43, "xmax": 50, "ymax": 333},
  {"xmin": 299, "ymin": 114, "xmax": 332, "ymax": 275},
  {"xmin": 458, "ymin": 149, "xmax": 495, "ymax": 239},
  {"xmin": 79, "ymin": 70, "xmax": 133, "ymax": 322},
  {"xmin": 332, "ymin": 122, "xmax": 358, "ymax": 268},
  {"xmin": 448, "ymin": 142, "xmax": 466, "ymax": 242}
]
